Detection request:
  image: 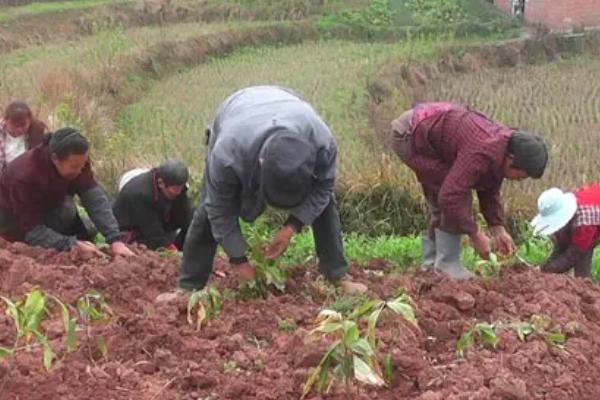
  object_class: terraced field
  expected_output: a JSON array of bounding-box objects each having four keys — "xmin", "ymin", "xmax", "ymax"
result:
[
  {"xmin": 0, "ymin": 21, "xmax": 265, "ymax": 113},
  {"xmin": 115, "ymin": 40, "xmax": 417, "ymax": 178}
]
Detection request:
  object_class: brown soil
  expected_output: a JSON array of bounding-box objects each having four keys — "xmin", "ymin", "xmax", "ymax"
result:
[{"xmin": 1, "ymin": 240, "xmax": 600, "ymax": 399}]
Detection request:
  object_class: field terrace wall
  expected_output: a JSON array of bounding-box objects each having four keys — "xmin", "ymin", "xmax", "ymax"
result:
[{"xmin": 494, "ymin": 0, "xmax": 600, "ymax": 30}]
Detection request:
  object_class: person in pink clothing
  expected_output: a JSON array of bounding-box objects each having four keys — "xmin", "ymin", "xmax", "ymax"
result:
[
  {"xmin": 391, "ymin": 101, "xmax": 548, "ymax": 279},
  {"xmin": 531, "ymin": 184, "xmax": 600, "ymax": 278}
]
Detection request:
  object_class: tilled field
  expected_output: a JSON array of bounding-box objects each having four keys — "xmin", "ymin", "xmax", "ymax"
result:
[{"xmin": 1, "ymin": 240, "xmax": 600, "ymax": 399}]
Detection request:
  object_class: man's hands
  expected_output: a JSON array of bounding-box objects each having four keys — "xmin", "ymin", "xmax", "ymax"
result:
[
  {"xmin": 470, "ymin": 226, "xmax": 517, "ymax": 260},
  {"xmin": 75, "ymin": 240, "xmax": 104, "ymax": 256},
  {"xmin": 110, "ymin": 241, "xmax": 135, "ymax": 257},
  {"xmin": 263, "ymin": 225, "xmax": 295, "ymax": 260},
  {"xmin": 236, "ymin": 261, "xmax": 256, "ymax": 285},
  {"xmin": 233, "ymin": 224, "xmax": 296, "ymax": 286},
  {"xmin": 489, "ymin": 225, "xmax": 517, "ymax": 257},
  {"xmin": 469, "ymin": 230, "xmax": 492, "ymax": 260}
]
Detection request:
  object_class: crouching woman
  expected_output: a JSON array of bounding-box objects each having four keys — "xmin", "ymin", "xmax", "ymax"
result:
[
  {"xmin": 531, "ymin": 184, "xmax": 600, "ymax": 278},
  {"xmin": 0, "ymin": 128, "xmax": 134, "ymax": 256}
]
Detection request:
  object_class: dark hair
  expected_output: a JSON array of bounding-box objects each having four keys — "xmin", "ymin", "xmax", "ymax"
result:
[
  {"xmin": 45, "ymin": 128, "xmax": 89, "ymax": 160},
  {"xmin": 157, "ymin": 159, "xmax": 189, "ymax": 186},
  {"xmin": 4, "ymin": 101, "xmax": 32, "ymax": 120},
  {"xmin": 507, "ymin": 131, "xmax": 548, "ymax": 179}
]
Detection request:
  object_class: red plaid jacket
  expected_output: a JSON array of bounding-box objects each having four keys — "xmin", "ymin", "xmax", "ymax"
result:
[
  {"xmin": 408, "ymin": 102, "xmax": 513, "ymax": 235},
  {"xmin": 554, "ymin": 184, "xmax": 600, "ymax": 251}
]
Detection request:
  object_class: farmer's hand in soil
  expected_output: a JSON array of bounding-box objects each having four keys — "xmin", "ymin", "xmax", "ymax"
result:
[
  {"xmin": 110, "ymin": 241, "xmax": 135, "ymax": 257},
  {"xmin": 264, "ymin": 225, "xmax": 295, "ymax": 260},
  {"xmin": 75, "ymin": 240, "xmax": 104, "ymax": 256},
  {"xmin": 236, "ymin": 261, "xmax": 256, "ymax": 284},
  {"xmin": 489, "ymin": 225, "xmax": 516, "ymax": 256},
  {"xmin": 470, "ymin": 230, "xmax": 491, "ymax": 260}
]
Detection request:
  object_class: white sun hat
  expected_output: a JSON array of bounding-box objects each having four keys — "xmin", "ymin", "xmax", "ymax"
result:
[{"xmin": 530, "ymin": 187, "xmax": 578, "ymax": 235}]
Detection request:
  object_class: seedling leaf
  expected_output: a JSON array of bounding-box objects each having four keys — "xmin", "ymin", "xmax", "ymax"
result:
[
  {"xmin": 383, "ymin": 353, "xmax": 393, "ymax": 385},
  {"xmin": 34, "ymin": 331, "xmax": 54, "ymax": 370},
  {"xmin": 386, "ymin": 295, "xmax": 417, "ymax": 325},
  {"xmin": 353, "ymin": 355, "xmax": 385, "ymax": 386},
  {"xmin": 0, "ymin": 347, "xmax": 13, "ymax": 358},
  {"xmin": 456, "ymin": 330, "xmax": 473, "ymax": 358},
  {"xmin": 96, "ymin": 335, "xmax": 108, "ymax": 357},
  {"xmin": 545, "ymin": 330, "xmax": 566, "ymax": 348},
  {"xmin": 475, "ymin": 323, "xmax": 498, "ymax": 348},
  {"xmin": 351, "ymin": 338, "xmax": 374, "ymax": 357}
]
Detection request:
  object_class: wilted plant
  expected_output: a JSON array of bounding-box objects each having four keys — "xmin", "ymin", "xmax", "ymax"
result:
[{"xmin": 187, "ymin": 286, "xmax": 222, "ymax": 331}]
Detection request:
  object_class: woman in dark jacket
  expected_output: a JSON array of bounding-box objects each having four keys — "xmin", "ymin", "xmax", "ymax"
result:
[{"xmin": 0, "ymin": 128, "xmax": 134, "ymax": 257}]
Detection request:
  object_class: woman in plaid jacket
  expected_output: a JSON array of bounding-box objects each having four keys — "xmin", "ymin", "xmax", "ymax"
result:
[{"xmin": 531, "ymin": 184, "xmax": 600, "ymax": 278}]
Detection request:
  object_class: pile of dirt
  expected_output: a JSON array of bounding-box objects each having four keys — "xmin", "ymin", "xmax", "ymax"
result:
[{"xmin": 1, "ymin": 240, "xmax": 600, "ymax": 399}]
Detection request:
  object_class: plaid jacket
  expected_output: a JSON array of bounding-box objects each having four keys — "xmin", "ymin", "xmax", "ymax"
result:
[
  {"xmin": 406, "ymin": 102, "xmax": 513, "ymax": 235},
  {"xmin": 543, "ymin": 184, "xmax": 600, "ymax": 275},
  {"xmin": 568, "ymin": 184, "xmax": 600, "ymax": 250}
]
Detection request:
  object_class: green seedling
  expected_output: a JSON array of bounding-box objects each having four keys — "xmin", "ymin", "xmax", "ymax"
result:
[
  {"xmin": 1, "ymin": 289, "xmax": 55, "ymax": 371},
  {"xmin": 0, "ymin": 288, "xmax": 108, "ymax": 393},
  {"xmin": 545, "ymin": 330, "xmax": 566, "ymax": 348},
  {"xmin": 156, "ymin": 248, "xmax": 180, "ymax": 259},
  {"xmin": 383, "ymin": 353, "xmax": 394, "ymax": 386},
  {"xmin": 329, "ymin": 294, "xmax": 370, "ymax": 315},
  {"xmin": 76, "ymin": 289, "xmax": 113, "ymax": 359},
  {"xmin": 456, "ymin": 322, "xmax": 499, "ymax": 358},
  {"xmin": 472, "ymin": 226, "xmax": 551, "ymax": 278},
  {"xmin": 349, "ymin": 293, "xmax": 417, "ymax": 350},
  {"xmin": 472, "ymin": 253, "xmax": 502, "ymax": 278},
  {"xmin": 277, "ymin": 319, "xmax": 297, "ymax": 334},
  {"xmin": 302, "ymin": 310, "xmax": 385, "ymax": 400},
  {"xmin": 240, "ymin": 236, "xmax": 287, "ymax": 298},
  {"xmin": 303, "ymin": 292, "xmax": 418, "ymax": 399},
  {"xmin": 530, "ymin": 314, "xmax": 552, "ymax": 332},
  {"xmin": 223, "ymin": 360, "xmax": 238, "ymax": 373},
  {"xmin": 187, "ymin": 286, "xmax": 222, "ymax": 331},
  {"xmin": 509, "ymin": 321, "xmax": 535, "ymax": 342}
]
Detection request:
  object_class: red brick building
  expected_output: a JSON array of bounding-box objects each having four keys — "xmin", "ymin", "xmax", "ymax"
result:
[{"xmin": 494, "ymin": 0, "xmax": 600, "ymax": 30}]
